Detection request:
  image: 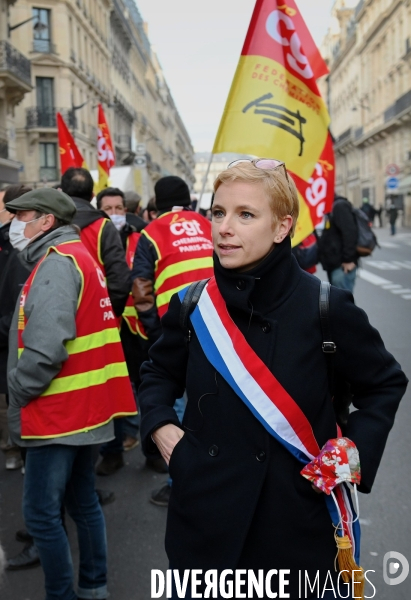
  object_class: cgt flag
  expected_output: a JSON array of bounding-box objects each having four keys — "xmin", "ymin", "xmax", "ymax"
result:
[
  {"xmin": 96, "ymin": 103, "xmax": 115, "ymax": 193},
  {"xmin": 213, "ymin": 0, "xmax": 335, "ymax": 245},
  {"xmin": 57, "ymin": 113, "xmax": 86, "ymax": 174}
]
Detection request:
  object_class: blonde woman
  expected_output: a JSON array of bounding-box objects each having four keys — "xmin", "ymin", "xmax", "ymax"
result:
[{"xmin": 139, "ymin": 160, "xmax": 407, "ymax": 599}]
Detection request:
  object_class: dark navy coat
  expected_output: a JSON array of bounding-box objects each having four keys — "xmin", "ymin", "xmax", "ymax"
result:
[{"xmin": 139, "ymin": 238, "xmax": 407, "ymax": 598}]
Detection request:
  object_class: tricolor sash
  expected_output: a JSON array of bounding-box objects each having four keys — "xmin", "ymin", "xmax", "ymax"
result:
[{"xmin": 179, "ymin": 277, "xmax": 363, "ymax": 591}]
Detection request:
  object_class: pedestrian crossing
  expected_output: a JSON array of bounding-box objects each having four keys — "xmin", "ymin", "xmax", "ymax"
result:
[
  {"xmin": 363, "ymin": 260, "xmax": 411, "ymax": 270},
  {"xmin": 358, "ymin": 270, "xmax": 411, "ymax": 300}
]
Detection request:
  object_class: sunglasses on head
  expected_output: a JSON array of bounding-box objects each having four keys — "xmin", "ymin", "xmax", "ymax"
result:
[{"xmin": 227, "ymin": 158, "xmax": 294, "ymax": 214}]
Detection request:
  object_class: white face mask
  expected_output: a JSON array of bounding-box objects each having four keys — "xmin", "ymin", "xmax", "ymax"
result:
[
  {"xmin": 110, "ymin": 214, "xmax": 126, "ymax": 231},
  {"xmin": 9, "ymin": 216, "xmax": 44, "ymax": 251}
]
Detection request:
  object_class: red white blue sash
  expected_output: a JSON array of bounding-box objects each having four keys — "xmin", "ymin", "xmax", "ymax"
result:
[{"xmin": 178, "ymin": 277, "xmax": 361, "ymax": 563}]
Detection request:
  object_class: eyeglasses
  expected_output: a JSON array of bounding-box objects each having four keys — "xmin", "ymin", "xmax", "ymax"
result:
[{"xmin": 227, "ymin": 158, "xmax": 294, "ymax": 212}]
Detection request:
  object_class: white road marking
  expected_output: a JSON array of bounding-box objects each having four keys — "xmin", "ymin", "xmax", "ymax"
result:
[
  {"xmin": 392, "ymin": 261, "xmax": 411, "ymax": 270},
  {"xmin": 364, "ymin": 261, "xmax": 401, "ymax": 270},
  {"xmin": 378, "ymin": 242, "xmax": 400, "ymax": 248},
  {"xmin": 358, "ymin": 269, "xmax": 411, "ymax": 301},
  {"xmin": 358, "ymin": 270, "xmax": 391, "ymax": 285}
]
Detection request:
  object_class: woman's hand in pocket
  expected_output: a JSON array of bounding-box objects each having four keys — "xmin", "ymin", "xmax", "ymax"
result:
[{"xmin": 152, "ymin": 424, "xmax": 185, "ymax": 465}]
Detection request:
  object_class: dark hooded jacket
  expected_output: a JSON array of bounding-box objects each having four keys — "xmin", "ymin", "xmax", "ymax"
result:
[
  {"xmin": 0, "ymin": 222, "xmax": 30, "ymax": 393},
  {"xmin": 318, "ymin": 197, "xmax": 358, "ymax": 272},
  {"xmin": 70, "ymin": 197, "xmax": 130, "ymax": 316}
]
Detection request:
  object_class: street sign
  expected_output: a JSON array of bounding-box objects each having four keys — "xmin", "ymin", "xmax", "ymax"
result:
[
  {"xmin": 386, "ymin": 177, "xmax": 399, "ymax": 190},
  {"xmin": 386, "ymin": 164, "xmax": 400, "ymax": 176}
]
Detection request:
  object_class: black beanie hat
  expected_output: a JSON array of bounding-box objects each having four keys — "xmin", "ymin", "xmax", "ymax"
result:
[{"xmin": 155, "ymin": 176, "xmax": 191, "ymax": 211}]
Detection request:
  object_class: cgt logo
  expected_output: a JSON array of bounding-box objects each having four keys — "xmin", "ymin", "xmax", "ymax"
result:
[
  {"xmin": 383, "ymin": 551, "xmax": 409, "ymax": 586},
  {"xmin": 170, "ymin": 220, "xmax": 204, "ymax": 237}
]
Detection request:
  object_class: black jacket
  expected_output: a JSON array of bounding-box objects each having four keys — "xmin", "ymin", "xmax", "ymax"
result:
[
  {"xmin": 119, "ymin": 221, "xmax": 148, "ymax": 382},
  {"xmin": 70, "ymin": 197, "xmax": 130, "ymax": 317},
  {"xmin": 126, "ymin": 212, "xmax": 147, "ymax": 232},
  {"xmin": 319, "ymin": 198, "xmax": 358, "ymax": 271},
  {"xmin": 0, "ymin": 221, "xmax": 13, "ymax": 280},
  {"xmin": 139, "ymin": 238, "xmax": 407, "ymax": 596},
  {"xmin": 0, "ymin": 224, "xmax": 30, "ymax": 393}
]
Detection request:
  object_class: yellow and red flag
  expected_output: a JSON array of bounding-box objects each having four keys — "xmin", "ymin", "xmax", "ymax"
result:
[
  {"xmin": 96, "ymin": 104, "xmax": 115, "ymax": 193},
  {"xmin": 213, "ymin": 0, "xmax": 335, "ymax": 245},
  {"xmin": 57, "ymin": 113, "xmax": 86, "ymax": 174}
]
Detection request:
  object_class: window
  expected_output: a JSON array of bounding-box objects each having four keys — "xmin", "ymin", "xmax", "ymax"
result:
[
  {"xmin": 39, "ymin": 142, "xmax": 57, "ymax": 182},
  {"xmin": 33, "ymin": 8, "xmax": 52, "ymax": 53},
  {"xmin": 36, "ymin": 77, "xmax": 55, "ymax": 126}
]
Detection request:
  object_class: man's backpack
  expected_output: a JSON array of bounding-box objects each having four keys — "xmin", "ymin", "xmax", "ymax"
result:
[
  {"xmin": 180, "ymin": 279, "xmax": 352, "ymax": 430},
  {"xmin": 353, "ymin": 207, "xmax": 377, "ymax": 257}
]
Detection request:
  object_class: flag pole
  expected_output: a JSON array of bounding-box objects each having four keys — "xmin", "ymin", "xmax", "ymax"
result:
[{"xmin": 196, "ymin": 151, "xmax": 213, "ymax": 213}]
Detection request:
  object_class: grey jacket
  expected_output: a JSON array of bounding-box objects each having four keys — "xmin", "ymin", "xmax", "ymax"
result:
[{"xmin": 7, "ymin": 225, "xmax": 114, "ymax": 447}]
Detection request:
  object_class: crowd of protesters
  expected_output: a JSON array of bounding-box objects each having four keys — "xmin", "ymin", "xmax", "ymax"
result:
[
  {"xmin": 0, "ymin": 169, "xmax": 214, "ymax": 599},
  {"xmin": 0, "ymin": 165, "xmax": 407, "ymax": 600}
]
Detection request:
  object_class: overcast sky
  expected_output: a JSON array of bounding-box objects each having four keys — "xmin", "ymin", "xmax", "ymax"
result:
[{"xmin": 135, "ymin": 0, "xmax": 334, "ymax": 152}]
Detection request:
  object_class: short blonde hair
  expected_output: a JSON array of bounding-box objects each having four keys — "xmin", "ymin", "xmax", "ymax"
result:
[{"xmin": 213, "ymin": 161, "xmax": 299, "ymax": 236}]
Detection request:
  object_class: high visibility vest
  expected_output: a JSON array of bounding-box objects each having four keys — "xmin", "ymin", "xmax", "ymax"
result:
[
  {"xmin": 18, "ymin": 240, "xmax": 136, "ymax": 440},
  {"xmin": 80, "ymin": 218, "xmax": 107, "ymax": 273},
  {"xmin": 142, "ymin": 211, "xmax": 214, "ymax": 317},
  {"xmin": 122, "ymin": 232, "xmax": 147, "ymax": 339}
]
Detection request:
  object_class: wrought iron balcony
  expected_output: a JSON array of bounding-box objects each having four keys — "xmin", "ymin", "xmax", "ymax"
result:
[
  {"xmin": 0, "ymin": 40, "xmax": 31, "ymax": 89},
  {"xmin": 26, "ymin": 107, "xmax": 76, "ymax": 129},
  {"xmin": 39, "ymin": 167, "xmax": 58, "ymax": 182},
  {"xmin": 33, "ymin": 39, "xmax": 56, "ymax": 54}
]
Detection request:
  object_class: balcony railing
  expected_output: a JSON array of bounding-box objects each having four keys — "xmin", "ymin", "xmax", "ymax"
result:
[
  {"xmin": 26, "ymin": 107, "xmax": 76, "ymax": 129},
  {"xmin": 115, "ymin": 134, "xmax": 131, "ymax": 150},
  {"xmin": 39, "ymin": 167, "xmax": 58, "ymax": 182},
  {"xmin": 33, "ymin": 39, "xmax": 56, "ymax": 54},
  {"xmin": 384, "ymin": 90, "xmax": 411, "ymax": 123},
  {"xmin": 0, "ymin": 40, "xmax": 31, "ymax": 88}
]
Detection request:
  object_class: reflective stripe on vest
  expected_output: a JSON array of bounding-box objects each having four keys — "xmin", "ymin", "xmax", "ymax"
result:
[
  {"xmin": 142, "ymin": 211, "xmax": 214, "ymax": 317},
  {"xmin": 121, "ymin": 232, "xmax": 148, "ymax": 338},
  {"xmin": 18, "ymin": 240, "xmax": 136, "ymax": 439},
  {"xmin": 79, "ymin": 218, "xmax": 107, "ymax": 270}
]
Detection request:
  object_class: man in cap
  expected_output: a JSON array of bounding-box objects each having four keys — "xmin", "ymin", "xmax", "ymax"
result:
[{"xmin": 6, "ymin": 188, "xmax": 136, "ymax": 600}]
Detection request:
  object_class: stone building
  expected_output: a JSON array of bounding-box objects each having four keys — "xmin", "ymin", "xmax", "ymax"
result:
[
  {"xmin": 321, "ymin": 0, "xmax": 411, "ymax": 224},
  {"xmin": 0, "ymin": 0, "xmax": 32, "ymax": 184},
  {"xmin": 5, "ymin": 0, "xmax": 194, "ymax": 196},
  {"xmin": 194, "ymin": 152, "xmax": 254, "ymax": 209}
]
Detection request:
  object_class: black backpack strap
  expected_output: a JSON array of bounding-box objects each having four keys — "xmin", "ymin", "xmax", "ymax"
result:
[
  {"xmin": 319, "ymin": 281, "xmax": 336, "ymax": 399},
  {"xmin": 179, "ymin": 278, "xmax": 209, "ymax": 343},
  {"xmin": 320, "ymin": 281, "xmax": 352, "ymax": 431},
  {"xmin": 319, "ymin": 281, "xmax": 337, "ymax": 354}
]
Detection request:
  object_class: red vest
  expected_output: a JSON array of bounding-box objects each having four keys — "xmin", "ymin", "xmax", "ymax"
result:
[
  {"xmin": 80, "ymin": 218, "xmax": 107, "ymax": 273},
  {"xmin": 142, "ymin": 211, "xmax": 214, "ymax": 316},
  {"xmin": 122, "ymin": 232, "xmax": 147, "ymax": 339},
  {"xmin": 18, "ymin": 240, "xmax": 136, "ymax": 439}
]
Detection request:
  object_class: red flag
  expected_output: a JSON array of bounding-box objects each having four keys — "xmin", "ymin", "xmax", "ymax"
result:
[
  {"xmin": 96, "ymin": 104, "xmax": 115, "ymax": 193},
  {"xmin": 213, "ymin": 0, "xmax": 335, "ymax": 244},
  {"xmin": 57, "ymin": 113, "xmax": 85, "ymax": 174}
]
